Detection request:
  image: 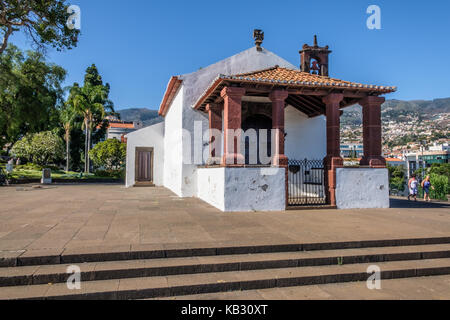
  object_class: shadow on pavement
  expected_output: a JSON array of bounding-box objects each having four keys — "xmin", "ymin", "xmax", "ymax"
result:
[{"xmin": 390, "ymin": 198, "xmax": 450, "ymax": 209}]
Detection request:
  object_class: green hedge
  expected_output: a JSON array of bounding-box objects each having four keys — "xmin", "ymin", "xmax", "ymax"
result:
[
  {"xmin": 417, "ymin": 174, "xmax": 449, "ymax": 201},
  {"xmin": 94, "ymin": 169, "xmax": 125, "ymax": 179}
]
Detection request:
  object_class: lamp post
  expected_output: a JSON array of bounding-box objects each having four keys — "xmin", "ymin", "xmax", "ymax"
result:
[{"xmin": 420, "ymin": 140, "xmax": 426, "ymax": 180}]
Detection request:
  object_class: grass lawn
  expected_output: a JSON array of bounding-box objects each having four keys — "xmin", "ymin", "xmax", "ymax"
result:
[{"xmin": 0, "ymin": 163, "xmax": 121, "ymax": 180}]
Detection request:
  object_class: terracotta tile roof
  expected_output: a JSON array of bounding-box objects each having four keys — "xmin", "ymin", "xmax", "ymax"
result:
[
  {"xmin": 194, "ymin": 66, "xmax": 397, "ymax": 109},
  {"xmin": 385, "ymin": 158, "xmax": 404, "ymax": 162},
  {"xmin": 159, "ymin": 76, "xmax": 183, "ymax": 117},
  {"xmin": 234, "ymin": 67, "xmax": 396, "ymax": 91},
  {"xmin": 109, "ymin": 122, "xmax": 135, "ymax": 129}
]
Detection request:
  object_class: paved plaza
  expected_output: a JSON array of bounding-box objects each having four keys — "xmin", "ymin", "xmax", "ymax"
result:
[
  {"xmin": 0, "ymin": 184, "xmax": 449, "ymax": 257},
  {"xmin": 0, "ymin": 184, "xmax": 449, "ymax": 300}
]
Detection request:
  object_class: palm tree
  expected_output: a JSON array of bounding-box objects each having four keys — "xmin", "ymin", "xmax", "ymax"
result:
[
  {"xmin": 69, "ymin": 83, "xmax": 112, "ymax": 173},
  {"xmin": 60, "ymin": 103, "xmax": 77, "ymax": 172}
]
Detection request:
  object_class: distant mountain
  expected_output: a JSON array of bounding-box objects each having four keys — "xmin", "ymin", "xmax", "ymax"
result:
[
  {"xmin": 118, "ymin": 98, "xmax": 450, "ymax": 129},
  {"xmin": 118, "ymin": 108, "xmax": 163, "ymax": 127},
  {"xmin": 341, "ymin": 97, "xmax": 450, "ymax": 126}
]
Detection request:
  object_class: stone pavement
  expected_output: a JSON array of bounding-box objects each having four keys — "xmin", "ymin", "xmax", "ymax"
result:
[
  {"xmin": 159, "ymin": 275, "xmax": 450, "ymax": 300},
  {"xmin": 1, "ymin": 184, "xmax": 450, "ymax": 300},
  {"xmin": 0, "ymin": 184, "xmax": 449, "ymax": 257}
]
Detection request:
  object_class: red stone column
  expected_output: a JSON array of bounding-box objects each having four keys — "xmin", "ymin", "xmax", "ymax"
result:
[
  {"xmin": 359, "ymin": 96, "xmax": 386, "ymax": 168},
  {"xmin": 221, "ymin": 86, "xmax": 245, "ymax": 166},
  {"xmin": 269, "ymin": 89, "xmax": 289, "ymax": 167},
  {"xmin": 206, "ymin": 103, "xmax": 222, "ymax": 162},
  {"xmin": 322, "ymin": 93, "xmax": 344, "ymax": 206},
  {"xmin": 269, "ymin": 89, "xmax": 289, "ymax": 208}
]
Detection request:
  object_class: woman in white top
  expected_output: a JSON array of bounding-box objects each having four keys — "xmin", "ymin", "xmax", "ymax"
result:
[{"xmin": 408, "ymin": 174, "xmax": 419, "ymax": 202}]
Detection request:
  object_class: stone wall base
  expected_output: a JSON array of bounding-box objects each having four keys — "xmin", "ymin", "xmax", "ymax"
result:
[
  {"xmin": 335, "ymin": 168, "xmax": 389, "ymax": 209},
  {"xmin": 197, "ymin": 167, "xmax": 286, "ymax": 212}
]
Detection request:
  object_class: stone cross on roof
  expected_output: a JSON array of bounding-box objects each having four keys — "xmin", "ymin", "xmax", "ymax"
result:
[{"xmin": 253, "ymin": 29, "xmax": 264, "ymax": 51}]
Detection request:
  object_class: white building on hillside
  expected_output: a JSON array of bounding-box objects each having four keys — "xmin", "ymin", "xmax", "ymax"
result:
[
  {"xmin": 429, "ymin": 143, "xmax": 449, "ymax": 152},
  {"xmin": 106, "ymin": 121, "xmax": 143, "ymax": 142}
]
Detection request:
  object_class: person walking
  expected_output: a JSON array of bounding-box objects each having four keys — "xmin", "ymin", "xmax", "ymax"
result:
[
  {"xmin": 421, "ymin": 176, "xmax": 435, "ymax": 202},
  {"xmin": 408, "ymin": 174, "xmax": 419, "ymax": 201}
]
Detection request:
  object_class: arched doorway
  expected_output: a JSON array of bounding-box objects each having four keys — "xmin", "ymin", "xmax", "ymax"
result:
[{"xmin": 242, "ymin": 114, "xmax": 272, "ymax": 165}]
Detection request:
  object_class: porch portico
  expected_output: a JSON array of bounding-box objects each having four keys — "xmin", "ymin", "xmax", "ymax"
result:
[{"xmin": 194, "ymin": 64, "xmax": 395, "ymax": 209}]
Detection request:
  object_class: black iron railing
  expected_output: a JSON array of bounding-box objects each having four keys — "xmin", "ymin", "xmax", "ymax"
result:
[{"xmin": 288, "ymin": 159, "xmax": 327, "ymax": 206}]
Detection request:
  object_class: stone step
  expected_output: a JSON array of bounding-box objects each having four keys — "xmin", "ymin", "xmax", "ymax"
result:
[
  {"xmin": 287, "ymin": 205, "xmax": 337, "ymax": 210},
  {"xmin": 150, "ymin": 275, "xmax": 450, "ymax": 300},
  {"xmin": 3, "ymin": 236, "xmax": 450, "ymax": 267},
  {"xmin": 1, "ymin": 258, "xmax": 449, "ymax": 300},
  {"xmin": 1, "ymin": 244, "xmax": 449, "ymax": 287}
]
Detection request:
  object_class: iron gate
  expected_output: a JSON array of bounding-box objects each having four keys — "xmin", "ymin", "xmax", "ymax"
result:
[{"xmin": 288, "ymin": 159, "xmax": 327, "ymax": 206}]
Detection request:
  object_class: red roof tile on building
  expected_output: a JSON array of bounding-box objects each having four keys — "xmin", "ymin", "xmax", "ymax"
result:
[
  {"xmin": 159, "ymin": 76, "xmax": 183, "ymax": 117},
  {"xmin": 385, "ymin": 158, "xmax": 403, "ymax": 162},
  {"xmin": 109, "ymin": 122, "xmax": 135, "ymax": 129},
  {"xmin": 193, "ymin": 66, "xmax": 396, "ymax": 109}
]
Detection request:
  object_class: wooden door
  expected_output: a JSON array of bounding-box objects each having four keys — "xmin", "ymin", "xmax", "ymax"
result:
[{"xmin": 135, "ymin": 148, "xmax": 153, "ymax": 183}]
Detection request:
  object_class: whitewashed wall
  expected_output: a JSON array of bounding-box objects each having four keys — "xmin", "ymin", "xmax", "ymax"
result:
[
  {"xmin": 335, "ymin": 168, "xmax": 390, "ymax": 209},
  {"xmin": 197, "ymin": 167, "xmax": 286, "ymax": 212},
  {"xmin": 180, "ymin": 94, "xmax": 209, "ymax": 198},
  {"xmin": 285, "ymin": 106, "xmax": 326, "ymax": 161},
  {"xmin": 162, "ymin": 47, "xmax": 310, "ymax": 201},
  {"xmin": 197, "ymin": 168, "xmax": 226, "ymax": 211},
  {"xmin": 176, "ymin": 47, "xmax": 296, "ymax": 198},
  {"xmin": 163, "ymin": 86, "xmax": 184, "ymax": 196},
  {"xmin": 125, "ymin": 122, "xmax": 165, "ymax": 187}
]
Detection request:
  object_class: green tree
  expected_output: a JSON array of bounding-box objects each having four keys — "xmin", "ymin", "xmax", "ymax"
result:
[
  {"xmin": 68, "ymin": 126, "xmax": 85, "ymax": 172},
  {"xmin": 429, "ymin": 163, "xmax": 450, "ymax": 179},
  {"xmin": 89, "ymin": 139, "xmax": 126, "ymax": 171},
  {"xmin": 388, "ymin": 165, "xmax": 406, "ymax": 179},
  {"xmin": 60, "ymin": 102, "xmax": 77, "ymax": 172},
  {"xmin": 67, "ymin": 64, "xmax": 114, "ymax": 173},
  {"xmin": 412, "ymin": 163, "xmax": 450, "ymax": 201},
  {"xmin": 388, "ymin": 165, "xmax": 406, "ymax": 194},
  {"xmin": 0, "ymin": 45, "xmax": 66, "ymax": 149},
  {"xmin": 429, "ymin": 174, "xmax": 449, "ymax": 201},
  {"xmin": 0, "ymin": 0, "xmax": 79, "ymax": 55},
  {"xmin": 9, "ymin": 133, "xmax": 32, "ymax": 161},
  {"xmin": 11, "ymin": 131, "xmax": 64, "ymax": 166}
]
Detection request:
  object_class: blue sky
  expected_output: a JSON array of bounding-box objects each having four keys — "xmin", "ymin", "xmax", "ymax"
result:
[{"xmin": 9, "ymin": 0, "xmax": 450, "ymax": 110}]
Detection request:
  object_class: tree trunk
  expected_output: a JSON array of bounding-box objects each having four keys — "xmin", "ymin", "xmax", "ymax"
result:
[
  {"xmin": 87, "ymin": 126, "xmax": 91, "ymax": 173},
  {"xmin": 84, "ymin": 125, "xmax": 88, "ymax": 173},
  {"xmin": 88, "ymin": 128, "xmax": 91, "ymax": 173},
  {"xmin": 0, "ymin": 26, "xmax": 13, "ymax": 55},
  {"xmin": 65, "ymin": 132, "xmax": 70, "ymax": 172}
]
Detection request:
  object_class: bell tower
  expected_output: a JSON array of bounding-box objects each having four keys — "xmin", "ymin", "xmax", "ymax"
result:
[{"xmin": 300, "ymin": 35, "xmax": 332, "ymax": 77}]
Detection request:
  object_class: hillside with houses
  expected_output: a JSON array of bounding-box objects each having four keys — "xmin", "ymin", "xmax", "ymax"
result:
[{"xmin": 341, "ymin": 97, "xmax": 450, "ymax": 157}]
